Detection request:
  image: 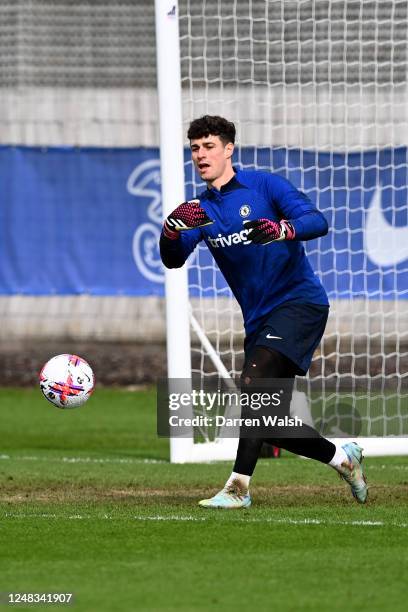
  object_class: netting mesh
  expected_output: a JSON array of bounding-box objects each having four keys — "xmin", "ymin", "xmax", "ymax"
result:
[
  {"xmin": 180, "ymin": 0, "xmax": 408, "ymax": 436},
  {"xmin": 180, "ymin": 0, "xmax": 408, "ymax": 86}
]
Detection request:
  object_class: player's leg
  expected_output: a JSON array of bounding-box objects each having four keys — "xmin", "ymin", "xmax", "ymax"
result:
[
  {"xmin": 232, "ymin": 346, "xmax": 297, "ymax": 476},
  {"xmin": 231, "ymin": 347, "xmax": 342, "ymax": 494},
  {"xmin": 252, "ymin": 350, "xmax": 367, "ymax": 503},
  {"xmin": 266, "ymin": 436, "xmax": 368, "ymax": 504},
  {"xmin": 199, "ymin": 346, "xmax": 367, "ymax": 507},
  {"xmin": 254, "ymin": 302, "xmax": 367, "ymax": 503},
  {"xmin": 198, "ymin": 346, "xmax": 294, "ymax": 509}
]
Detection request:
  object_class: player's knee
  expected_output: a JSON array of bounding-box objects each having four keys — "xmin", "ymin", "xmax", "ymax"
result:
[
  {"xmin": 240, "ymin": 361, "xmax": 258, "ymax": 388},
  {"xmin": 241, "ymin": 358, "xmax": 264, "ymax": 388},
  {"xmin": 241, "ymin": 346, "xmax": 293, "ymax": 384}
]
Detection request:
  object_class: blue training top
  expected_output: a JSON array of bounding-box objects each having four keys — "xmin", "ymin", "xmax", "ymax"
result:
[{"xmin": 160, "ymin": 168, "xmax": 329, "ymax": 337}]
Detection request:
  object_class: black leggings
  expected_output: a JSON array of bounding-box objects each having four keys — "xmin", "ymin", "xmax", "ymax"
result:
[{"xmin": 233, "ymin": 346, "xmax": 335, "ymax": 476}]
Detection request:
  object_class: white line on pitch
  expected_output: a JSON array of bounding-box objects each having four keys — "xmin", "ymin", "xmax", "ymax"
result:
[
  {"xmin": 0, "ymin": 454, "xmax": 166, "ymax": 465},
  {"xmin": 2, "ymin": 454, "xmax": 408, "ymax": 469},
  {"xmin": 132, "ymin": 515, "xmax": 408, "ymax": 528},
  {"xmin": 367, "ymin": 465, "xmax": 408, "ymax": 471},
  {"xmin": 3, "ymin": 513, "xmax": 407, "ymax": 528}
]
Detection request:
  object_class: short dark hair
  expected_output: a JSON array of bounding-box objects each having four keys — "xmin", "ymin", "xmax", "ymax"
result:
[{"xmin": 187, "ymin": 115, "xmax": 236, "ymax": 145}]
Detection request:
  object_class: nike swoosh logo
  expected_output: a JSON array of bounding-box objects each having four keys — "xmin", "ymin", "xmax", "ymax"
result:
[
  {"xmin": 365, "ymin": 185, "xmax": 408, "ymax": 266},
  {"xmin": 266, "ymin": 334, "xmax": 282, "ymax": 340}
]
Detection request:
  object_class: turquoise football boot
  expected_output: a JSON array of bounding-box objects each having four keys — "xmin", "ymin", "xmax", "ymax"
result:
[
  {"xmin": 336, "ymin": 442, "xmax": 368, "ymax": 504},
  {"xmin": 199, "ymin": 480, "xmax": 252, "ymax": 509}
]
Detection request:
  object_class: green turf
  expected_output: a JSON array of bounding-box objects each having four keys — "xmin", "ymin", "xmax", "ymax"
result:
[{"xmin": 1, "ymin": 388, "xmax": 407, "ymax": 612}]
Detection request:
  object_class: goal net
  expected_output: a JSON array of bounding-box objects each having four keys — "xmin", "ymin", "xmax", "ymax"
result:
[{"xmin": 169, "ymin": 0, "xmax": 408, "ymax": 459}]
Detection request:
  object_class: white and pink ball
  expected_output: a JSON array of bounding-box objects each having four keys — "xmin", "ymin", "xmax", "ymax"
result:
[{"xmin": 39, "ymin": 354, "xmax": 95, "ymax": 408}]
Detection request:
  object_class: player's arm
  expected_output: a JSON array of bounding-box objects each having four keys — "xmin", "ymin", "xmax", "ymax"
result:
[
  {"xmin": 244, "ymin": 174, "xmax": 328, "ymax": 245},
  {"xmin": 160, "ymin": 199, "xmax": 213, "ymax": 268}
]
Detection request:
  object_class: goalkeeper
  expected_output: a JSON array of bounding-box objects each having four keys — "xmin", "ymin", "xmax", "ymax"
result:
[{"xmin": 160, "ymin": 115, "xmax": 367, "ymax": 508}]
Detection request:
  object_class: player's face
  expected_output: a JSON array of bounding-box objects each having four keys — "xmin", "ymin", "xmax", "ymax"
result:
[{"xmin": 190, "ymin": 135, "xmax": 234, "ymax": 184}]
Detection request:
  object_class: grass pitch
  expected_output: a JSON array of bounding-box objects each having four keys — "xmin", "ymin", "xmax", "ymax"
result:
[{"xmin": 1, "ymin": 388, "xmax": 407, "ymax": 611}]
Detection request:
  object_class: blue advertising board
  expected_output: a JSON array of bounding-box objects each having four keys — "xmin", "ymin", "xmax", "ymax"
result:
[{"xmin": 0, "ymin": 145, "xmax": 407, "ymax": 298}]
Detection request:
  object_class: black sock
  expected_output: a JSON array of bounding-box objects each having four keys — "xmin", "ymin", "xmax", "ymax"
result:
[
  {"xmin": 265, "ymin": 426, "xmax": 336, "ymax": 464},
  {"xmin": 233, "ymin": 438, "xmax": 264, "ymax": 476}
]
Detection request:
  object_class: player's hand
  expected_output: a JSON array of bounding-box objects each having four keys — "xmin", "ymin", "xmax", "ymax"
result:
[
  {"xmin": 243, "ymin": 218, "xmax": 295, "ymax": 244},
  {"xmin": 163, "ymin": 199, "xmax": 214, "ymax": 239}
]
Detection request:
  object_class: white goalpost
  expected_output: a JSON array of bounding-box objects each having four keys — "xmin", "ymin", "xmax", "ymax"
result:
[
  {"xmin": 156, "ymin": 0, "xmax": 408, "ymax": 461},
  {"xmin": 155, "ymin": 0, "xmax": 239, "ymax": 462}
]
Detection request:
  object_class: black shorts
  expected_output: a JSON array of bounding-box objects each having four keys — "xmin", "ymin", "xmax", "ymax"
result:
[{"xmin": 244, "ymin": 301, "xmax": 329, "ymax": 375}]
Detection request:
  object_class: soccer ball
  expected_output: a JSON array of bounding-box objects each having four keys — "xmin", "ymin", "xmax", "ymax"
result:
[{"xmin": 39, "ymin": 354, "xmax": 95, "ymax": 409}]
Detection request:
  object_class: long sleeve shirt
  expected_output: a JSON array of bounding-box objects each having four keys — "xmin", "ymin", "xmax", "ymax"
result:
[{"xmin": 160, "ymin": 168, "xmax": 329, "ymax": 337}]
